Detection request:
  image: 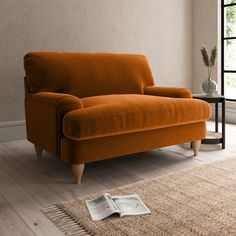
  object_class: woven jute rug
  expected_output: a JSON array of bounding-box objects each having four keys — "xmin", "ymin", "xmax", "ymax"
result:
[{"xmin": 43, "ymin": 158, "xmax": 236, "ymax": 236}]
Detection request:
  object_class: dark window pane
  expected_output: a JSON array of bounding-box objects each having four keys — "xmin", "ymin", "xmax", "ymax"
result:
[
  {"xmin": 224, "ymin": 39, "xmax": 236, "ymax": 70},
  {"xmin": 225, "ymin": 73, "xmax": 236, "ymax": 99},
  {"xmin": 224, "ymin": 6, "xmax": 236, "ymax": 37}
]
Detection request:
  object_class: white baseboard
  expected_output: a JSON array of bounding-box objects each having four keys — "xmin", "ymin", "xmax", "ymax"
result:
[
  {"xmin": 225, "ymin": 108, "xmax": 236, "ymax": 124},
  {"xmin": 210, "ymin": 104, "xmax": 236, "ymax": 124},
  {"xmin": 0, "ymin": 120, "xmax": 26, "ymax": 142}
]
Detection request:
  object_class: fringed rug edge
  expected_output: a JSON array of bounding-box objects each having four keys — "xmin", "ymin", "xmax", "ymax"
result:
[{"xmin": 42, "ymin": 204, "xmax": 92, "ymax": 236}]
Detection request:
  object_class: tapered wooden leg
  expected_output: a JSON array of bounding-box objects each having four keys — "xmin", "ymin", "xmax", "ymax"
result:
[
  {"xmin": 34, "ymin": 144, "xmax": 43, "ymax": 159},
  {"xmin": 192, "ymin": 140, "xmax": 201, "ymax": 156},
  {"xmin": 72, "ymin": 164, "xmax": 85, "ymax": 184}
]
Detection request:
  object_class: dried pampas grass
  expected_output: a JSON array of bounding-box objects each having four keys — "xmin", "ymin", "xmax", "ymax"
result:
[
  {"xmin": 200, "ymin": 46, "xmax": 217, "ymax": 78},
  {"xmin": 210, "ymin": 46, "xmax": 217, "ymax": 67},
  {"xmin": 200, "ymin": 47, "xmax": 210, "ymax": 67}
]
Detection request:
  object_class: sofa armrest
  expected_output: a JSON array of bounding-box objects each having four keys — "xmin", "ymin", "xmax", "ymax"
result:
[
  {"xmin": 25, "ymin": 92, "xmax": 83, "ymax": 156},
  {"xmin": 144, "ymin": 86, "xmax": 192, "ymax": 98}
]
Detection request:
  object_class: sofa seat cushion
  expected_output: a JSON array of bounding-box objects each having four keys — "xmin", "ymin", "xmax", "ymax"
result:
[{"xmin": 63, "ymin": 94, "xmax": 211, "ymax": 140}]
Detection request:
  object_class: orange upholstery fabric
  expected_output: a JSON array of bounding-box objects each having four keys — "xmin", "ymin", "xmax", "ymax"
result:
[
  {"xmin": 144, "ymin": 86, "xmax": 192, "ymax": 98},
  {"xmin": 61, "ymin": 122, "xmax": 206, "ymax": 164},
  {"xmin": 24, "ymin": 52, "xmax": 154, "ymax": 98},
  {"xmin": 23, "ymin": 52, "xmax": 212, "ymax": 168},
  {"xmin": 25, "ymin": 92, "xmax": 83, "ymax": 155},
  {"xmin": 63, "ymin": 94, "xmax": 211, "ymax": 140}
]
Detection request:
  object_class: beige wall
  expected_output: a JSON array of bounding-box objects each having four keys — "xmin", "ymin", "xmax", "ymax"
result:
[
  {"xmin": 0, "ymin": 0, "xmax": 192, "ymax": 124},
  {"xmin": 192, "ymin": 0, "xmax": 236, "ymax": 124},
  {"xmin": 192, "ymin": 0, "xmax": 220, "ymax": 94}
]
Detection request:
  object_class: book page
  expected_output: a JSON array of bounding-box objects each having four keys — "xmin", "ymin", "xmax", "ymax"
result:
[
  {"xmin": 111, "ymin": 194, "xmax": 151, "ymax": 217},
  {"xmin": 86, "ymin": 193, "xmax": 119, "ymax": 221}
]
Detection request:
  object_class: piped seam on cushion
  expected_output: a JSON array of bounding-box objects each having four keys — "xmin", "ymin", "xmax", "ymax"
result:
[
  {"xmin": 63, "ymin": 120, "xmax": 208, "ymax": 141},
  {"xmin": 64, "ymin": 104, "xmax": 211, "ymax": 121}
]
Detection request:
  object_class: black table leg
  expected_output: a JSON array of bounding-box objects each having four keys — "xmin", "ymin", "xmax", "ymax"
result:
[
  {"xmin": 192, "ymin": 95, "xmax": 226, "ymax": 149},
  {"xmin": 222, "ymin": 98, "xmax": 225, "ymax": 149},
  {"xmin": 215, "ymin": 102, "xmax": 218, "ymax": 133}
]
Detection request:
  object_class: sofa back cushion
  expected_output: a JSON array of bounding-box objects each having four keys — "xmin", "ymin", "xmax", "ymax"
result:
[{"xmin": 24, "ymin": 52, "xmax": 154, "ymax": 98}]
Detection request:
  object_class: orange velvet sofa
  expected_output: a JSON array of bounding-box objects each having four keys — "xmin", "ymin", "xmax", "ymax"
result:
[{"xmin": 24, "ymin": 52, "xmax": 211, "ymax": 184}]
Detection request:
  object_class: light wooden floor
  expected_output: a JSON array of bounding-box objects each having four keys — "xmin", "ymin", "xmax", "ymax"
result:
[{"xmin": 0, "ymin": 122, "xmax": 236, "ymax": 236}]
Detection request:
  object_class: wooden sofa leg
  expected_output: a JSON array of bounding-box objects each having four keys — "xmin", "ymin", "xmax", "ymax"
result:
[
  {"xmin": 72, "ymin": 164, "xmax": 85, "ymax": 184},
  {"xmin": 34, "ymin": 145, "xmax": 43, "ymax": 159},
  {"xmin": 192, "ymin": 140, "xmax": 201, "ymax": 156}
]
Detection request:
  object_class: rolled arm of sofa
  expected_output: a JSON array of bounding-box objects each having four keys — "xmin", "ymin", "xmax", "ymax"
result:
[
  {"xmin": 144, "ymin": 86, "xmax": 192, "ymax": 98},
  {"xmin": 25, "ymin": 92, "xmax": 83, "ymax": 156}
]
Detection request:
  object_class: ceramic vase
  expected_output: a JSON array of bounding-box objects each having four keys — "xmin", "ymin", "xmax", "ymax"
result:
[{"xmin": 201, "ymin": 78, "xmax": 218, "ymax": 96}]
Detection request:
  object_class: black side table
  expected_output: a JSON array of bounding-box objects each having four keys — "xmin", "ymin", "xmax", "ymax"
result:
[{"xmin": 192, "ymin": 94, "xmax": 225, "ymax": 149}]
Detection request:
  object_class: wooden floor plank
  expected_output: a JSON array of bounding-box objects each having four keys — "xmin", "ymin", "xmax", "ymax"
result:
[
  {"xmin": 6, "ymin": 141, "xmax": 108, "ymax": 200},
  {"xmin": 0, "ymin": 146, "xmax": 65, "ymax": 207},
  {"xmin": 0, "ymin": 194, "xmax": 35, "ymax": 236},
  {"xmin": 0, "ymin": 166, "xmax": 64, "ymax": 236}
]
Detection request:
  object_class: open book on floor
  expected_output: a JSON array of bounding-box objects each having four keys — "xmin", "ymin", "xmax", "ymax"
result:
[{"xmin": 86, "ymin": 193, "xmax": 151, "ymax": 221}]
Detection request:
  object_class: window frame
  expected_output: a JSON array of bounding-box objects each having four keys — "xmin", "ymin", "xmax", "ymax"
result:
[{"xmin": 221, "ymin": 0, "xmax": 236, "ymax": 101}]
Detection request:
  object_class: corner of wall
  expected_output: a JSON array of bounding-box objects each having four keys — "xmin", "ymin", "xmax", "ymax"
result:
[
  {"xmin": 191, "ymin": 0, "xmax": 194, "ymax": 93},
  {"xmin": 191, "ymin": 0, "xmax": 219, "ymax": 94},
  {"xmin": 217, "ymin": 0, "xmax": 222, "ymax": 94}
]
